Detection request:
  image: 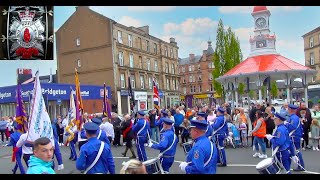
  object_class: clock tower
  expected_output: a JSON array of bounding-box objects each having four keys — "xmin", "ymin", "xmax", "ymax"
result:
[{"xmin": 249, "ymin": 6, "xmax": 277, "ymax": 57}]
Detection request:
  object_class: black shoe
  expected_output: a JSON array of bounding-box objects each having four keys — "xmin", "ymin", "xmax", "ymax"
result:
[
  {"xmin": 69, "ymin": 157, "xmax": 73, "ymax": 160},
  {"xmin": 71, "ymin": 158, "xmax": 77, "ymax": 161},
  {"xmin": 293, "ymin": 168, "xmax": 305, "ymax": 172},
  {"xmin": 218, "ymin": 164, "xmax": 227, "ymax": 167},
  {"xmin": 121, "ymin": 153, "xmax": 126, "ymax": 157},
  {"xmin": 129, "ymin": 156, "xmax": 136, "ymax": 159}
]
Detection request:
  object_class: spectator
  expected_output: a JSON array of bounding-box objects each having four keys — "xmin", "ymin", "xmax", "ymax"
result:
[
  {"xmin": 148, "ymin": 109, "xmax": 159, "ymax": 142},
  {"xmin": 0, "ymin": 117, "xmax": 8, "ymax": 143},
  {"xmin": 264, "ymin": 107, "xmax": 275, "ymax": 148},
  {"xmin": 100, "ymin": 117, "xmax": 115, "ymax": 143},
  {"xmin": 311, "ymin": 104, "xmax": 320, "ymax": 151},
  {"xmin": 179, "ymin": 106, "xmax": 186, "ymax": 117},
  {"xmin": 120, "ymin": 159, "xmax": 147, "ymax": 174},
  {"xmin": 207, "ymin": 110, "xmax": 216, "ymax": 124},
  {"xmin": 56, "ymin": 116, "xmax": 64, "ymax": 146},
  {"xmin": 121, "ymin": 114, "xmax": 137, "ymax": 159},
  {"xmin": 173, "ymin": 109, "xmax": 184, "ymax": 143},
  {"xmin": 280, "ymin": 103, "xmax": 289, "ymax": 121},
  {"xmin": 188, "ymin": 110, "xmax": 196, "ymax": 121},
  {"xmin": 111, "ymin": 113, "xmax": 122, "ymax": 146},
  {"xmin": 27, "ymin": 137, "xmax": 55, "ymax": 174},
  {"xmin": 297, "ymin": 102, "xmax": 312, "ymax": 149},
  {"xmin": 167, "ymin": 111, "xmax": 175, "ymax": 123},
  {"xmin": 180, "ymin": 118, "xmax": 190, "ymax": 144},
  {"xmin": 250, "ymin": 110, "xmax": 267, "ymax": 159}
]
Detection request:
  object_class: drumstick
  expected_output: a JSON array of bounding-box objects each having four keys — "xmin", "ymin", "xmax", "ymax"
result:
[{"xmin": 290, "ymin": 157, "xmax": 307, "ymax": 171}]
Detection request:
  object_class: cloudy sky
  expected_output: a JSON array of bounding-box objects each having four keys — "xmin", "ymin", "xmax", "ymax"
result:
[{"xmin": 1, "ymin": 6, "xmax": 319, "ymax": 87}]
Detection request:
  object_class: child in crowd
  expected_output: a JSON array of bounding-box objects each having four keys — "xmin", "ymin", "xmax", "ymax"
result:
[
  {"xmin": 239, "ymin": 122, "xmax": 248, "ymax": 147},
  {"xmin": 180, "ymin": 118, "xmax": 190, "ymax": 144},
  {"xmin": 310, "ymin": 119, "xmax": 320, "ymax": 151}
]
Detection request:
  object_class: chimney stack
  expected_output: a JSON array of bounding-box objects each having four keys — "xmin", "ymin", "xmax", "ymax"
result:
[{"xmin": 189, "ymin": 54, "xmax": 195, "ymax": 61}]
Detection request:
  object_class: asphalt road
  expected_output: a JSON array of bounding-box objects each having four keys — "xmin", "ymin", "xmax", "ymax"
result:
[{"xmin": 0, "ymin": 138, "xmax": 319, "ymax": 174}]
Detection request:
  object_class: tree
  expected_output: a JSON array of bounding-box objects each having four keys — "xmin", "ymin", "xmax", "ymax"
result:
[
  {"xmin": 270, "ymin": 81, "xmax": 278, "ymax": 99},
  {"xmin": 238, "ymin": 83, "xmax": 245, "ymax": 96},
  {"xmin": 212, "ymin": 19, "xmax": 243, "ymax": 100},
  {"xmin": 249, "ymin": 90, "xmax": 255, "ymax": 99}
]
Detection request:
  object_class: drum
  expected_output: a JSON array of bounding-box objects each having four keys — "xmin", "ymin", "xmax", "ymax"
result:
[
  {"xmin": 182, "ymin": 141, "xmax": 193, "ymax": 155},
  {"xmin": 256, "ymin": 158, "xmax": 282, "ymax": 174},
  {"xmin": 142, "ymin": 158, "xmax": 164, "ymax": 174}
]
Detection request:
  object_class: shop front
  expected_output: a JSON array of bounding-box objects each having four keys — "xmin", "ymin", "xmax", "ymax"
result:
[{"xmin": 134, "ymin": 91, "xmax": 148, "ymax": 111}]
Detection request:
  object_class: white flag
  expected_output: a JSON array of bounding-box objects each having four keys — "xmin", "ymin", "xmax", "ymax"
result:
[
  {"xmin": 68, "ymin": 90, "xmax": 76, "ymax": 123},
  {"xmin": 27, "ymin": 71, "xmax": 54, "ymax": 146}
]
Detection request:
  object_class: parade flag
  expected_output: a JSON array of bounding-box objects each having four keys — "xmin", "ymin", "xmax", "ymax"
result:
[
  {"xmin": 75, "ymin": 68, "xmax": 83, "ymax": 130},
  {"xmin": 15, "ymin": 83, "xmax": 28, "ymax": 133},
  {"xmin": 103, "ymin": 83, "xmax": 111, "ymax": 119},
  {"xmin": 153, "ymin": 77, "xmax": 160, "ymax": 111},
  {"xmin": 27, "ymin": 71, "xmax": 54, "ymax": 146},
  {"xmin": 128, "ymin": 76, "xmax": 136, "ymax": 112},
  {"xmin": 68, "ymin": 89, "xmax": 76, "ymax": 123}
]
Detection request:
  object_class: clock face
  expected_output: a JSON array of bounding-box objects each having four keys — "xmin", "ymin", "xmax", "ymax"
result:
[
  {"xmin": 255, "ymin": 17, "xmax": 266, "ymax": 28},
  {"xmin": 256, "ymin": 40, "xmax": 267, "ymax": 48}
]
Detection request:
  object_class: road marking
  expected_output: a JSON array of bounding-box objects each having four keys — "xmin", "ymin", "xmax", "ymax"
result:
[{"xmin": 290, "ymin": 169, "xmax": 320, "ymax": 174}]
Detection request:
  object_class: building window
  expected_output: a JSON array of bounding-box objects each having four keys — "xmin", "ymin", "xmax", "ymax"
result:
[
  {"xmin": 176, "ymin": 81, "xmax": 179, "ymax": 91},
  {"xmin": 117, "ymin": 31, "xmax": 122, "ymax": 44},
  {"xmin": 310, "ymin": 52, "xmax": 315, "ymax": 65},
  {"xmin": 131, "ymin": 75, "xmax": 135, "ymax": 88},
  {"xmin": 183, "ymin": 87, "xmax": 186, "ymax": 94},
  {"xmin": 208, "ymin": 62, "xmax": 214, "ymax": 69},
  {"xmin": 199, "ymin": 85, "xmax": 202, "ymax": 92},
  {"xmin": 311, "ymin": 76, "xmax": 316, "ymax": 82},
  {"xmin": 165, "ymin": 46, "xmax": 168, "ymax": 57},
  {"xmin": 129, "ymin": 54, "xmax": 134, "ymax": 68},
  {"xmin": 190, "ymin": 86, "xmax": 193, "ymax": 93},
  {"xmin": 120, "ymin": 74, "xmax": 125, "ymax": 88},
  {"xmin": 172, "ymin": 79, "xmax": 175, "ymax": 90},
  {"xmin": 182, "ymin": 67, "xmax": 185, "ymax": 72},
  {"xmin": 140, "ymin": 75, "xmax": 145, "ymax": 89},
  {"xmin": 118, "ymin": 51, "xmax": 124, "ymax": 66},
  {"xmin": 146, "ymin": 40, "xmax": 150, "ymax": 52},
  {"xmin": 128, "ymin": 34, "xmax": 133, "ymax": 47},
  {"xmin": 198, "ymin": 64, "xmax": 200, "ymax": 70},
  {"xmin": 76, "ymin": 37, "xmax": 80, "ymax": 47},
  {"xmin": 166, "ymin": 78, "xmax": 170, "ymax": 90},
  {"xmin": 154, "ymin": 43, "xmax": 157, "ymax": 54},
  {"xmin": 138, "ymin": 37, "xmax": 142, "ymax": 49},
  {"xmin": 77, "ymin": 59, "xmax": 81, "ymax": 67},
  {"xmin": 171, "ymin": 64, "xmax": 175, "ymax": 74},
  {"xmin": 183, "ymin": 77, "xmax": 186, "ymax": 83},
  {"xmin": 192, "ymin": 65, "xmax": 195, "ymax": 71},
  {"xmin": 170, "ymin": 48, "xmax": 173, "ymax": 58},
  {"xmin": 139, "ymin": 56, "xmax": 143, "ymax": 69},
  {"xmin": 147, "ymin": 59, "xmax": 151, "ymax": 71},
  {"xmin": 148, "ymin": 77, "xmax": 152, "ymax": 89},
  {"xmin": 189, "ymin": 65, "xmax": 192, "ymax": 72},
  {"xmin": 154, "ymin": 60, "xmax": 158, "ymax": 72},
  {"xmin": 176, "ymin": 49, "xmax": 178, "ymax": 58},
  {"xmin": 193, "ymin": 86, "xmax": 196, "ymax": 92},
  {"xmin": 189, "ymin": 75, "xmax": 193, "ymax": 83},
  {"xmin": 210, "ymin": 84, "xmax": 213, "ymax": 91},
  {"xmin": 209, "ymin": 73, "xmax": 213, "ymax": 80},
  {"xmin": 310, "ymin": 37, "xmax": 314, "ymax": 48},
  {"xmin": 198, "ymin": 74, "xmax": 202, "ymax": 81},
  {"xmin": 165, "ymin": 63, "xmax": 169, "ymax": 73}
]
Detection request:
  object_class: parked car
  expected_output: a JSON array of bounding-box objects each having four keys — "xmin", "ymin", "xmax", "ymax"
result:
[{"xmin": 272, "ymin": 99, "xmax": 285, "ymax": 106}]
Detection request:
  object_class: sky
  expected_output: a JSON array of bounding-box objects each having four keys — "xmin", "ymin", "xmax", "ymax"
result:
[{"xmin": 0, "ymin": 6, "xmax": 320, "ymax": 87}]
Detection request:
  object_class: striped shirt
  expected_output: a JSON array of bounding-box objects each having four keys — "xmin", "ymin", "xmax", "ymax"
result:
[{"xmin": 100, "ymin": 122, "xmax": 115, "ymax": 141}]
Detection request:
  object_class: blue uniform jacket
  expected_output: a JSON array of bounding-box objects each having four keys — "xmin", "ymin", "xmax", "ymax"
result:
[
  {"xmin": 132, "ymin": 118, "xmax": 151, "ymax": 137},
  {"xmin": 151, "ymin": 129, "xmax": 178, "ymax": 156},
  {"xmin": 155, "ymin": 117, "xmax": 166, "ymax": 131},
  {"xmin": 7, "ymin": 132, "xmax": 22, "ymax": 147},
  {"xmin": 80, "ymin": 128, "xmax": 88, "ymax": 139},
  {"xmin": 76, "ymin": 137, "xmax": 115, "ymax": 174},
  {"xmin": 211, "ymin": 115, "xmax": 228, "ymax": 136},
  {"xmin": 185, "ymin": 135, "xmax": 217, "ymax": 174},
  {"xmin": 96, "ymin": 129, "xmax": 110, "ymax": 145},
  {"xmin": 286, "ymin": 114, "xmax": 303, "ymax": 138},
  {"xmin": 270, "ymin": 124, "xmax": 295, "ymax": 156},
  {"xmin": 52, "ymin": 124, "xmax": 59, "ymax": 141},
  {"xmin": 205, "ymin": 124, "xmax": 213, "ymax": 137}
]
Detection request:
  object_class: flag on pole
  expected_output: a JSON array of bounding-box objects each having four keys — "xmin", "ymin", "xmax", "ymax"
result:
[
  {"xmin": 128, "ymin": 76, "xmax": 136, "ymax": 113},
  {"xmin": 27, "ymin": 71, "xmax": 54, "ymax": 146},
  {"xmin": 15, "ymin": 83, "xmax": 28, "ymax": 133},
  {"xmin": 103, "ymin": 83, "xmax": 111, "ymax": 119},
  {"xmin": 75, "ymin": 68, "xmax": 83, "ymax": 130},
  {"xmin": 153, "ymin": 77, "xmax": 160, "ymax": 111},
  {"xmin": 68, "ymin": 88, "xmax": 76, "ymax": 123}
]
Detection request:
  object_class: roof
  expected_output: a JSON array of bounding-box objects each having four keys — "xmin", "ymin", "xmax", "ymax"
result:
[
  {"xmin": 253, "ymin": 6, "xmax": 268, "ymax": 13},
  {"xmin": 221, "ymin": 54, "xmax": 313, "ymax": 78},
  {"xmin": 302, "ymin": 26, "xmax": 320, "ymax": 38},
  {"xmin": 179, "ymin": 55, "xmax": 202, "ymax": 65}
]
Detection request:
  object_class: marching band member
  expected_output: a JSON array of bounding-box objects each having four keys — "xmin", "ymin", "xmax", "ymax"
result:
[
  {"xmin": 5, "ymin": 121, "xmax": 25, "ymax": 174},
  {"xmin": 265, "ymin": 112, "xmax": 299, "ymax": 174},
  {"xmin": 179, "ymin": 119, "xmax": 217, "ymax": 174},
  {"xmin": 76, "ymin": 122, "xmax": 115, "ymax": 174},
  {"xmin": 91, "ymin": 118, "xmax": 111, "ymax": 145},
  {"xmin": 78, "ymin": 117, "xmax": 90, "ymax": 151},
  {"xmin": 155, "ymin": 110, "xmax": 168, "ymax": 132},
  {"xmin": 285, "ymin": 104, "xmax": 305, "ymax": 171},
  {"xmin": 148, "ymin": 117, "xmax": 178, "ymax": 173},
  {"xmin": 132, "ymin": 111, "xmax": 151, "ymax": 162},
  {"xmin": 211, "ymin": 107, "xmax": 228, "ymax": 166},
  {"xmin": 196, "ymin": 112, "xmax": 213, "ymax": 138},
  {"xmin": 66, "ymin": 120, "xmax": 78, "ymax": 161},
  {"xmin": 51, "ymin": 119, "xmax": 64, "ymax": 170}
]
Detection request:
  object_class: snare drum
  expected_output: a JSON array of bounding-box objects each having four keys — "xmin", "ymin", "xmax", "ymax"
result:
[
  {"xmin": 182, "ymin": 141, "xmax": 193, "ymax": 155},
  {"xmin": 142, "ymin": 158, "xmax": 164, "ymax": 174},
  {"xmin": 256, "ymin": 158, "xmax": 282, "ymax": 174}
]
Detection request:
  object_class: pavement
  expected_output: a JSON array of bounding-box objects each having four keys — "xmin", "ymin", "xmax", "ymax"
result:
[{"xmin": 0, "ymin": 138, "xmax": 319, "ymax": 174}]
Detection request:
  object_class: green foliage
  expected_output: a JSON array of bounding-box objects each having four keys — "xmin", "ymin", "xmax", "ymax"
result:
[
  {"xmin": 249, "ymin": 90, "xmax": 255, "ymax": 99},
  {"xmin": 238, "ymin": 83, "xmax": 245, "ymax": 96},
  {"xmin": 270, "ymin": 81, "xmax": 278, "ymax": 99}
]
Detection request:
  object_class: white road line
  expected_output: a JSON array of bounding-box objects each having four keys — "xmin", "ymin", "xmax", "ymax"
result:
[{"xmin": 290, "ymin": 169, "xmax": 320, "ymax": 174}]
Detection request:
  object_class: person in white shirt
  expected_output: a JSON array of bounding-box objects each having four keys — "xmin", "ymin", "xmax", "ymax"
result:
[
  {"xmin": 100, "ymin": 117, "xmax": 115, "ymax": 143},
  {"xmin": 16, "ymin": 133, "xmax": 34, "ymax": 167}
]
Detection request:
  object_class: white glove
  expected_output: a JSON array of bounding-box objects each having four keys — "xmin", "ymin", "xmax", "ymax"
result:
[
  {"xmin": 228, "ymin": 132, "xmax": 233, "ymax": 136},
  {"xmin": 292, "ymin": 155, "xmax": 299, "ymax": 164},
  {"xmin": 179, "ymin": 162, "xmax": 188, "ymax": 172},
  {"xmin": 284, "ymin": 121, "xmax": 289, "ymax": 125},
  {"xmin": 265, "ymin": 134, "xmax": 274, "ymax": 141},
  {"xmin": 148, "ymin": 142, "xmax": 153, "ymax": 148}
]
